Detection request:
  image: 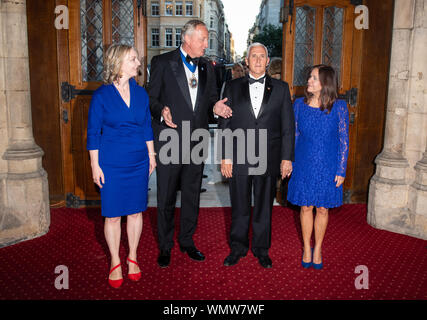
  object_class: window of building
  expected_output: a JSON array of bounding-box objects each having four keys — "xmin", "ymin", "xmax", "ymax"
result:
[
  {"xmin": 165, "ymin": 1, "xmax": 173, "ymax": 16},
  {"xmin": 209, "ymin": 38, "xmax": 213, "ymax": 50},
  {"xmin": 210, "ymin": 16, "xmax": 214, "ymax": 28},
  {"xmin": 186, "ymin": 2, "xmax": 193, "ymax": 16},
  {"xmin": 151, "ymin": 28, "xmax": 159, "ymax": 47},
  {"xmin": 176, "ymin": 2, "xmax": 183, "ymax": 16},
  {"xmin": 175, "ymin": 28, "xmax": 182, "ymax": 47},
  {"xmin": 165, "ymin": 28, "xmax": 173, "ymax": 47},
  {"xmin": 151, "ymin": 2, "xmax": 159, "ymax": 16}
]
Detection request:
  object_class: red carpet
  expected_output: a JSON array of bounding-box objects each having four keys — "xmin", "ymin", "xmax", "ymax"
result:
[{"xmin": 0, "ymin": 205, "xmax": 426, "ymax": 300}]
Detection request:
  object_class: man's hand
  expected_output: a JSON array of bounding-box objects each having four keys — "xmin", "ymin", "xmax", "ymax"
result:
[
  {"xmin": 280, "ymin": 160, "xmax": 292, "ymax": 179},
  {"xmin": 221, "ymin": 159, "xmax": 233, "ymax": 178},
  {"xmin": 214, "ymin": 98, "xmax": 232, "ymax": 118},
  {"xmin": 161, "ymin": 106, "xmax": 177, "ymax": 128}
]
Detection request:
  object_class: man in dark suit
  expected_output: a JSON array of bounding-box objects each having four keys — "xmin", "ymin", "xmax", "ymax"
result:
[
  {"xmin": 219, "ymin": 43, "xmax": 295, "ymax": 268},
  {"xmin": 148, "ymin": 20, "xmax": 231, "ymax": 268}
]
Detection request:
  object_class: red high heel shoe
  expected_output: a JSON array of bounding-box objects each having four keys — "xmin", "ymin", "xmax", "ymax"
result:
[
  {"xmin": 127, "ymin": 257, "xmax": 142, "ymax": 281},
  {"xmin": 108, "ymin": 263, "xmax": 123, "ymax": 289}
]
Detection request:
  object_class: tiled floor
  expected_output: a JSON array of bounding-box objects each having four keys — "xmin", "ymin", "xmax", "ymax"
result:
[
  {"xmin": 147, "ymin": 163, "xmax": 232, "ymax": 208},
  {"xmin": 147, "ymin": 127, "xmax": 280, "ymax": 208}
]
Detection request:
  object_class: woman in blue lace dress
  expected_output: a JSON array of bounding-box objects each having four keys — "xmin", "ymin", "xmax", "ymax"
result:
[{"xmin": 287, "ymin": 65, "xmax": 349, "ymax": 270}]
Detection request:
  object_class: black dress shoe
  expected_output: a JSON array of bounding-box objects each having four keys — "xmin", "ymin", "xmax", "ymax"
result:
[
  {"xmin": 180, "ymin": 246, "xmax": 205, "ymax": 261},
  {"xmin": 157, "ymin": 250, "xmax": 171, "ymax": 268},
  {"xmin": 223, "ymin": 254, "xmax": 244, "ymax": 267},
  {"xmin": 257, "ymin": 255, "xmax": 272, "ymax": 268}
]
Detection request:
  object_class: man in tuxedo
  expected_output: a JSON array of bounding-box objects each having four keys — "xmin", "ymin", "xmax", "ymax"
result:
[
  {"xmin": 148, "ymin": 20, "xmax": 231, "ymax": 268},
  {"xmin": 219, "ymin": 43, "xmax": 295, "ymax": 268}
]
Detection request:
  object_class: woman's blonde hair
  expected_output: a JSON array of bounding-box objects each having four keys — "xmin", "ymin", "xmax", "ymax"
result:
[
  {"xmin": 231, "ymin": 62, "xmax": 245, "ymax": 79},
  {"xmin": 103, "ymin": 44, "xmax": 137, "ymax": 84}
]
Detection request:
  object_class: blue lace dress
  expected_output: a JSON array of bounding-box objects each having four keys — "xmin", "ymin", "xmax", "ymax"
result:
[{"xmin": 287, "ymin": 97, "xmax": 349, "ymax": 208}]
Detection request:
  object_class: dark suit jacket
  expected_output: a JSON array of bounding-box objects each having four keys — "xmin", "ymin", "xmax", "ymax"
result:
[
  {"xmin": 147, "ymin": 48, "xmax": 218, "ymax": 153},
  {"xmin": 218, "ymin": 75, "xmax": 295, "ymax": 176}
]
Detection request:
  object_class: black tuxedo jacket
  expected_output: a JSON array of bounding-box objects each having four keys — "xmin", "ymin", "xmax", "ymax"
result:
[
  {"xmin": 147, "ymin": 48, "xmax": 218, "ymax": 149},
  {"xmin": 218, "ymin": 75, "xmax": 295, "ymax": 176}
]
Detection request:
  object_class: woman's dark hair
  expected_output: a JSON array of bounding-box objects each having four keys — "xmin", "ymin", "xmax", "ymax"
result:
[
  {"xmin": 267, "ymin": 57, "xmax": 282, "ymax": 77},
  {"xmin": 304, "ymin": 64, "xmax": 338, "ymax": 113}
]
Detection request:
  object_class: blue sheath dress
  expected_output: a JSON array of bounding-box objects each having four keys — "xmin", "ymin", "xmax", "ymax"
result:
[
  {"xmin": 87, "ymin": 78, "xmax": 154, "ymax": 217},
  {"xmin": 287, "ymin": 97, "xmax": 349, "ymax": 208}
]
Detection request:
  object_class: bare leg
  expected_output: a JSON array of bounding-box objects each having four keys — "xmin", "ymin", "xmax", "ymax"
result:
[
  {"xmin": 300, "ymin": 206, "xmax": 314, "ymax": 263},
  {"xmin": 127, "ymin": 212, "xmax": 143, "ymax": 274},
  {"xmin": 104, "ymin": 217, "xmax": 122, "ymax": 280},
  {"xmin": 313, "ymin": 207, "xmax": 329, "ymax": 264}
]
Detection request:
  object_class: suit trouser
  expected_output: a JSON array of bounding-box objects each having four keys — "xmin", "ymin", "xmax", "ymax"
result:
[
  {"xmin": 156, "ymin": 160, "xmax": 204, "ymax": 251},
  {"xmin": 229, "ymin": 174, "xmax": 276, "ymax": 257}
]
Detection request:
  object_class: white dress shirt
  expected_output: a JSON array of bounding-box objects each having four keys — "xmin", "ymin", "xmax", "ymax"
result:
[
  {"xmin": 180, "ymin": 46, "xmax": 198, "ymax": 110},
  {"xmin": 249, "ymin": 73, "xmax": 266, "ymax": 118},
  {"xmin": 161, "ymin": 47, "xmax": 199, "ymax": 122}
]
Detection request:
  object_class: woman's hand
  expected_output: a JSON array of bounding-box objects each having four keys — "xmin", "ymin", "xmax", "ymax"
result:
[
  {"xmin": 91, "ymin": 163, "xmax": 105, "ymax": 188},
  {"xmin": 335, "ymin": 175, "xmax": 345, "ymax": 187},
  {"xmin": 149, "ymin": 154, "xmax": 157, "ymax": 175},
  {"xmin": 280, "ymin": 160, "xmax": 292, "ymax": 179}
]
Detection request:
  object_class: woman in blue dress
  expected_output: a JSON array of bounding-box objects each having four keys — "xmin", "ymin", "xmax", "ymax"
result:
[
  {"xmin": 287, "ymin": 65, "xmax": 349, "ymax": 270},
  {"xmin": 87, "ymin": 44, "xmax": 156, "ymax": 288}
]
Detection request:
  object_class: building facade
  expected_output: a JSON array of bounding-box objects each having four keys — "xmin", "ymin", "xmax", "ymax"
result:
[
  {"xmin": 146, "ymin": 0, "xmax": 232, "ymax": 66},
  {"xmin": 248, "ymin": 0, "xmax": 282, "ymax": 47},
  {"xmin": 258, "ymin": 0, "xmax": 282, "ymax": 29},
  {"xmin": 203, "ymin": 0, "xmax": 232, "ymax": 63},
  {"xmin": 229, "ymin": 32, "xmax": 235, "ymax": 62},
  {"xmin": 147, "ymin": 0, "xmax": 203, "ymax": 66}
]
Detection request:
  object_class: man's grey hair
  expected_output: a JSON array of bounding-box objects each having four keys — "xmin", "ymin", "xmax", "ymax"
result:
[
  {"xmin": 247, "ymin": 42, "xmax": 269, "ymax": 57},
  {"xmin": 181, "ymin": 20, "xmax": 207, "ymax": 43}
]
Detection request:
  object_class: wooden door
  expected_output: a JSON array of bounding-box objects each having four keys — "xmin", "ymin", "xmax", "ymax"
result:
[
  {"xmin": 282, "ymin": 0, "xmax": 359, "ymax": 200},
  {"xmin": 66, "ymin": 0, "xmax": 146, "ymax": 206}
]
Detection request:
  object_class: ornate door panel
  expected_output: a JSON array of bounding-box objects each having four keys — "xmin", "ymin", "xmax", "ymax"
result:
[
  {"xmin": 283, "ymin": 0, "xmax": 359, "ymax": 199},
  {"xmin": 65, "ymin": 0, "xmax": 145, "ymax": 206}
]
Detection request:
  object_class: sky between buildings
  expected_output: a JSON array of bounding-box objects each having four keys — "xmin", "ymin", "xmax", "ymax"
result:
[{"xmin": 222, "ymin": 0, "xmax": 262, "ymax": 57}]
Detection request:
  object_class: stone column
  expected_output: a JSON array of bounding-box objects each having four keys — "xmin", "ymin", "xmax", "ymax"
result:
[
  {"xmin": 0, "ymin": 0, "xmax": 50, "ymax": 247},
  {"xmin": 368, "ymin": 0, "xmax": 427, "ymax": 240},
  {"xmin": 406, "ymin": 0, "xmax": 427, "ymax": 238},
  {"xmin": 409, "ymin": 142, "xmax": 427, "ymax": 236}
]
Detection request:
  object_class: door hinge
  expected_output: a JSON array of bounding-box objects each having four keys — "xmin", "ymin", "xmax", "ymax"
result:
[
  {"xmin": 350, "ymin": 0, "xmax": 363, "ymax": 6},
  {"xmin": 339, "ymin": 88, "xmax": 358, "ymax": 107},
  {"xmin": 349, "ymin": 112, "xmax": 355, "ymax": 125},
  {"xmin": 62, "ymin": 109, "xmax": 69, "ymax": 124},
  {"xmin": 66, "ymin": 193, "xmax": 81, "ymax": 208},
  {"xmin": 61, "ymin": 82, "xmax": 95, "ymax": 102},
  {"xmin": 66, "ymin": 193, "xmax": 101, "ymax": 208},
  {"xmin": 343, "ymin": 190, "xmax": 352, "ymax": 203},
  {"xmin": 280, "ymin": 5, "xmax": 290, "ymax": 23}
]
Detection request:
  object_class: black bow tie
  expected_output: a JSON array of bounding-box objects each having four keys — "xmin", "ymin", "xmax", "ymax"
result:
[
  {"xmin": 248, "ymin": 76, "xmax": 266, "ymax": 84},
  {"xmin": 185, "ymin": 55, "xmax": 199, "ymax": 65}
]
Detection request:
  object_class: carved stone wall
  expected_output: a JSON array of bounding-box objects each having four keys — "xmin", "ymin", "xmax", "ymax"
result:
[
  {"xmin": 0, "ymin": 0, "xmax": 50, "ymax": 247},
  {"xmin": 368, "ymin": 0, "xmax": 427, "ymax": 240}
]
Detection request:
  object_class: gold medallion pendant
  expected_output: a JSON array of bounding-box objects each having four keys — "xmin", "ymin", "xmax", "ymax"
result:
[{"xmin": 189, "ymin": 74, "xmax": 198, "ymax": 88}]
